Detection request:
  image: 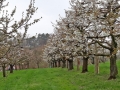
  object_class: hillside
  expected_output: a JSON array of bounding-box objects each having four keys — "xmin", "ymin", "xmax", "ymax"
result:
[
  {"xmin": 0, "ymin": 60, "xmax": 120, "ymax": 90},
  {"xmin": 22, "ymin": 33, "xmax": 50, "ymax": 48}
]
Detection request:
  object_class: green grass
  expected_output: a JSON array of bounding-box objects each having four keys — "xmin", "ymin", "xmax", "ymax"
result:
[{"xmin": 0, "ymin": 60, "xmax": 120, "ymax": 90}]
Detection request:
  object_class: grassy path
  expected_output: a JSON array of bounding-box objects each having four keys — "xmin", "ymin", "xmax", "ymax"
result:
[{"xmin": 0, "ymin": 61, "xmax": 120, "ymax": 90}]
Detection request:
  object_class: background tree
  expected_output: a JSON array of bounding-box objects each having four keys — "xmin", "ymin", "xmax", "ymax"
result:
[
  {"xmin": 0, "ymin": 0, "xmax": 41, "ymax": 77},
  {"xmin": 86, "ymin": 0, "xmax": 120, "ymax": 79}
]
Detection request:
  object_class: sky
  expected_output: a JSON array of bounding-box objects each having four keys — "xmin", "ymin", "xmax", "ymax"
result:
[{"xmin": 6, "ymin": 0, "xmax": 71, "ymax": 36}]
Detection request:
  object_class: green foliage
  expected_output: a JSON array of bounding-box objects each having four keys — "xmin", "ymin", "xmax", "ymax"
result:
[{"xmin": 0, "ymin": 60, "xmax": 120, "ymax": 90}]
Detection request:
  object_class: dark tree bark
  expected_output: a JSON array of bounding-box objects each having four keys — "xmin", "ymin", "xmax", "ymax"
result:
[
  {"xmin": 50, "ymin": 62, "xmax": 53, "ymax": 68},
  {"xmin": 62, "ymin": 60, "xmax": 66, "ymax": 68},
  {"xmin": 2, "ymin": 63, "xmax": 6, "ymax": 77},
  {"xmin": 54, "ymin": 61, "xmax": 57, "ymax": 67},
  {"xmin": 77, "ymin": 58, "xmax": 80, "ymax": 71},
  {"xmin": 108, "ymin": 34, "xmax": 118, "ymax": 80},
  {"xmin": 58, "ymin": 60, "xmax": 61, "ymax": 67},
  {"xmin": 52, "ymin": 62, "xmax": 55, "ymax": 68},
  {"xmin": 9, "ymin": 64, "xmax": 14, "ymax": 73},
  {"xmin": 68, "ymin": 59, "xmax": 74, "ymax": 70},
  {"xmin": 49, "ymin": 62, "xmax": 51, "ymax": 68},
  {"xmin": 108, "ymin": 53, "xmax": 118, "ymax": 80},
  {"xmin": 66, "ymin": 60, "xmax": 69, "ymax": 68},
  {"xmin": 91, "ymin": 57, "xmax": 94, "ymax": 64},
  {"xmin": 82, "ymin": 57, "xmax": 88, "ymax": 73}
]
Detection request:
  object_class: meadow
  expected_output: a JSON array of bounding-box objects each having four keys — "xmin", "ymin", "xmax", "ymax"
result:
[{"xmin": 0, "ymin": 60, "xmax": 120, "ymax": 90}]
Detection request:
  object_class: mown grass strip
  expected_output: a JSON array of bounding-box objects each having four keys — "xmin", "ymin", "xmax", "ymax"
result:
[{"xmin": 0, "ymin": 60, "xmax": 120, "ymax": 90}]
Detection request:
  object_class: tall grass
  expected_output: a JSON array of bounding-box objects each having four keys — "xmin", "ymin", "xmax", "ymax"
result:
[{"xmin": 0, "ymin": 60, "xmax": 120, "ymax": 90}]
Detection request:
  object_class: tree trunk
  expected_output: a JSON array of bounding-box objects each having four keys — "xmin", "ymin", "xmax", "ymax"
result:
[
  {"xmin": 54, "ymin": 61, "xmax": 57, "ymax": 67},
  {"xmin": 9, "ymin": 64, "xmax": 14, "ymax": 73},
  {"xmin": 94, "ymin": 56, "xmax": 99, "ymax": 74},
  {"xmin": 50, "ymin": 62, "xmax": 52, "ymax": 68},
  {"xmin": 108, "ymin": 54, "xmax": 118, "ymax": 80},
  {"xmin": 37, "ymin": 62, "xmax": 40, "ymax": 68},
  {"xmin": 82, "ymin": 57, "xmax": 88, "ymax": 73},
  {"xmin": 62, "ymin": 60, "xmax": 66, "ymax": 68},
  {"xmin": 19, "ymin": 63, "xmax": 21, "ymax": 70},
  {"xmin": 2, "ymin": 63, "xmax": 6, "ymax": 77},
  {"xmin": 94, "ymin": 43, "xmax": 99, "ymax": 74},
  {"xmin": 27, "ymin": 62, "xmax": 29, "ymax": 69},
  {"xmin": 66, "ymin": 60, "xmax": 69, "ymax": 68},
  {"xmin": 77, "ymin": 58, "xmax": 80, "ymax": 71},
  {"xmin": 58, "ymin": 60, "xmax": 61, "ymax": 67},
  {"xmin": 91, "ymin": 57, "xmax": 94, "ymax": 64},
  {"xmin": 108, "ymin": 31, "xmax": 118, "ymax": 80},
  {"xmin": 68, "ymin": 59, "xmax": 74, "ymax": 70},
  {"xmin": 52, "ymin": 62, "xmax": 55, "ymax": 68},
  {"xmin": 22, "ymin": 64, "xmax": 24, "ymax": 69},
  {"xmin": 15, "ymin": 63, "xmax": 17, "ymax": 70}
]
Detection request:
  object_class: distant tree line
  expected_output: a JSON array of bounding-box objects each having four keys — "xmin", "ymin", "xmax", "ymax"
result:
[{"xmin": 22, "ymin": 33, "xmax": 50, "ymax": 48}]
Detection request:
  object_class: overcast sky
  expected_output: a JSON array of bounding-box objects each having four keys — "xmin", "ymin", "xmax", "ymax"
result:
[{"xmin": 6, "ymin": 0, "xmax": 70, "ymax": 36}]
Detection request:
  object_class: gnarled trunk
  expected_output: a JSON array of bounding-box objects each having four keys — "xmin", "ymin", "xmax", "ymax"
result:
[
  {"xmin": 82, "ymin": 57, "xmax": 88, "ymax": 73},
  {"xmin": 108, "ymin": 54, "xmax": 118, "ymax": 80}
]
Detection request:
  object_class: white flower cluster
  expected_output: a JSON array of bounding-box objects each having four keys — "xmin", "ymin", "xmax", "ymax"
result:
[
  {"xmin": 0, "ymin": 0, "xmax": 41, "ymax": 65},
  {"xmin": 43, "ymin": 0, "xmax": 120, "ymax": 64}
]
